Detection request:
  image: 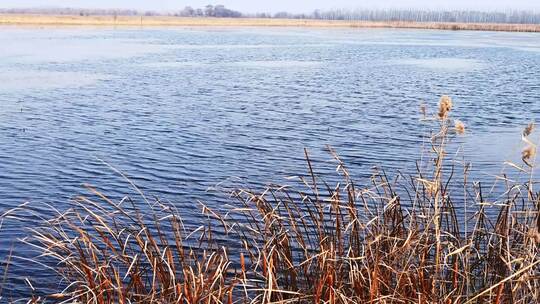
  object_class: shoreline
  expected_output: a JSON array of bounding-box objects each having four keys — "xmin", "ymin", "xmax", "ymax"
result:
[{"xmin": 1, "ymin": 14, "xmax": 540, "ymax": 32}]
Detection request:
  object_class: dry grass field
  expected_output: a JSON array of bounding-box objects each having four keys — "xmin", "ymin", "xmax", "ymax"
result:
[{"xmin": 1, "ymin": 14, "xmax": 540, "ymax": 32}]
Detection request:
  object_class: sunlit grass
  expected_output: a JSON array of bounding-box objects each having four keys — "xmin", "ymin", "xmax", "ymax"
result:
[{"xmin": 1, "ymin": 14, "xmax": 540, "ymax": 32}]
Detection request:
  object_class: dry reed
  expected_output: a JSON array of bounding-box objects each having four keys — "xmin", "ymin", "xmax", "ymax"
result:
[
  {"xmin": 1, "ymin": 14, "xmax": 540, "ymax": 32},
  {"xmin": 1, "ymin": 96, "xmax": 539, "ymax": 303}
]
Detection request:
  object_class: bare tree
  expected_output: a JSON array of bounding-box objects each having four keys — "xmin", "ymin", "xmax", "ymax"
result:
[
  {"xmin": 1, "ymin": 7, "xmax": 538, "ymax": 23},
  {"xmin": 205, "ymin": 5, "xmax": 214, "ymax": 17}
]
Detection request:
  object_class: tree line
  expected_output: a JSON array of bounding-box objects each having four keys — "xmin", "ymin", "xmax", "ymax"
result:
[
  {"xmin": 0, "ymin": 5, "xmax": 241, "ymax": 18},
  {"xmin": 262, "ymin": 9, "xmax": 540, "ymax": 24},
  {"xmin": 0, "ymin": 7, "xmax": 140, "ymax": 16},
  {"xmin": 1, "ymin": 6, "xmax": 539, "ymax": 24}
]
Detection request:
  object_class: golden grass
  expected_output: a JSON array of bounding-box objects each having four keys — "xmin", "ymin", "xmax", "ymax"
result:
[
  {"xmin": 1, "ymin": 96, "xmax": 537, "ymax": 303},
  {"xmin": 1, "ymin": 14, "xmax": 540, "ymax": 32}
]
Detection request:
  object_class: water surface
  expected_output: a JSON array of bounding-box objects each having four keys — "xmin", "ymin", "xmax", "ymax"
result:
[{"xmin": 1, "ymin": 26, "xmax": 539, "ymax": 296}]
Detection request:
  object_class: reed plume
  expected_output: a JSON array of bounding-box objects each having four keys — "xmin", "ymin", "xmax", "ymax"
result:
[
  {"xmin": 455, "ymin": 119, "xmax": 466, "ymax": 134},
  {"xmin": 524, "ymin": 122, "xmax": 535, "ymax": 137},
  {"xmin": 523, "ymin": 145, "xmax": 536, "ymax": 167},
  {"xmin": 438, "ymin": 95, "xmax": 453, "ymax": 119}
]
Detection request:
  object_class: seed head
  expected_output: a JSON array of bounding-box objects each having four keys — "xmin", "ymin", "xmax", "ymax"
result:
[
  {"xmin": 438, "ymin": 95, "xmax": 453, "ymax": 119},
  {"xmin": 523, "ymin": 122, "xmax": 535, "ymax": 137},
  {"xmin": 522, "ymin": 145, "xmax": 536, "ymax": 167},
  {"xmin": 454, "ymin": 120, "xmax": 465, "ymax": 135}
]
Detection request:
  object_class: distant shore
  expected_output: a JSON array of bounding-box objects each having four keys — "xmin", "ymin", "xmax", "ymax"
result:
[{"xmin": 1, "ymin": 14, "xmax": 540, "ymax": 32}]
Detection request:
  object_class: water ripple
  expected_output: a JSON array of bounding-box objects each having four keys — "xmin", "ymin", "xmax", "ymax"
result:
[{"xmin": 1, "ymin": 27, "xmax": 539, "ymax": 296}]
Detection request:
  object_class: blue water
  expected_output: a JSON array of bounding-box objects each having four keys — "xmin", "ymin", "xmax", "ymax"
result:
[{"xmin": 0, "ymin": 26, "xmax": 539, "ymax": 297}]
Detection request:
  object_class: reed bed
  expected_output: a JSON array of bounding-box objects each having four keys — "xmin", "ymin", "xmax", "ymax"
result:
[
  {"xmin": 1, "ymin": 96, "xmax": 539, "ymax": 303},
  {"xmin": 1, "ymin": 14, "xmax": 540, "ymax": 32}
]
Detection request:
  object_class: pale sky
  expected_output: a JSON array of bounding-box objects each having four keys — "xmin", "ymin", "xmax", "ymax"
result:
[{"xmin": 1, "ymin": 1, "xmax": 539, "ymax": 13}]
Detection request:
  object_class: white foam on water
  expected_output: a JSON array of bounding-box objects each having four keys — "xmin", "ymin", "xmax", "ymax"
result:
[
  {"xmin": 0, "ymin": 39, "xmax": 169, "ymax": 63},
  {"xmin": 0, "ymin": 70, "xmax": 107, "ymax": 91},
  {"xmin": 230, "ymin": 60, "xmax": 322, "ymax": 68},
  {"xmin": 395, "ymin": 58, "xmax": 485, "ymax": 71},
  {"xmin": 141, "ymin": 61, "xmax": 207, "ymax": 68},
  {"xmin": 170, "ymin": 43, "xmax": 333, "ymax": 50}
]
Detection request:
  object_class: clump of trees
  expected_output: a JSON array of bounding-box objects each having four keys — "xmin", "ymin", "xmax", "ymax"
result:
[{"xmin": 175, "ymin": 5, "xmax": 242, "ymax": 18}]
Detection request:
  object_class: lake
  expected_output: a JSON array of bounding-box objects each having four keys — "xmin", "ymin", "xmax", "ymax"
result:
[{"xmin": 1, "ymin": 26, "xmax": 539, "ymax": 296}]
